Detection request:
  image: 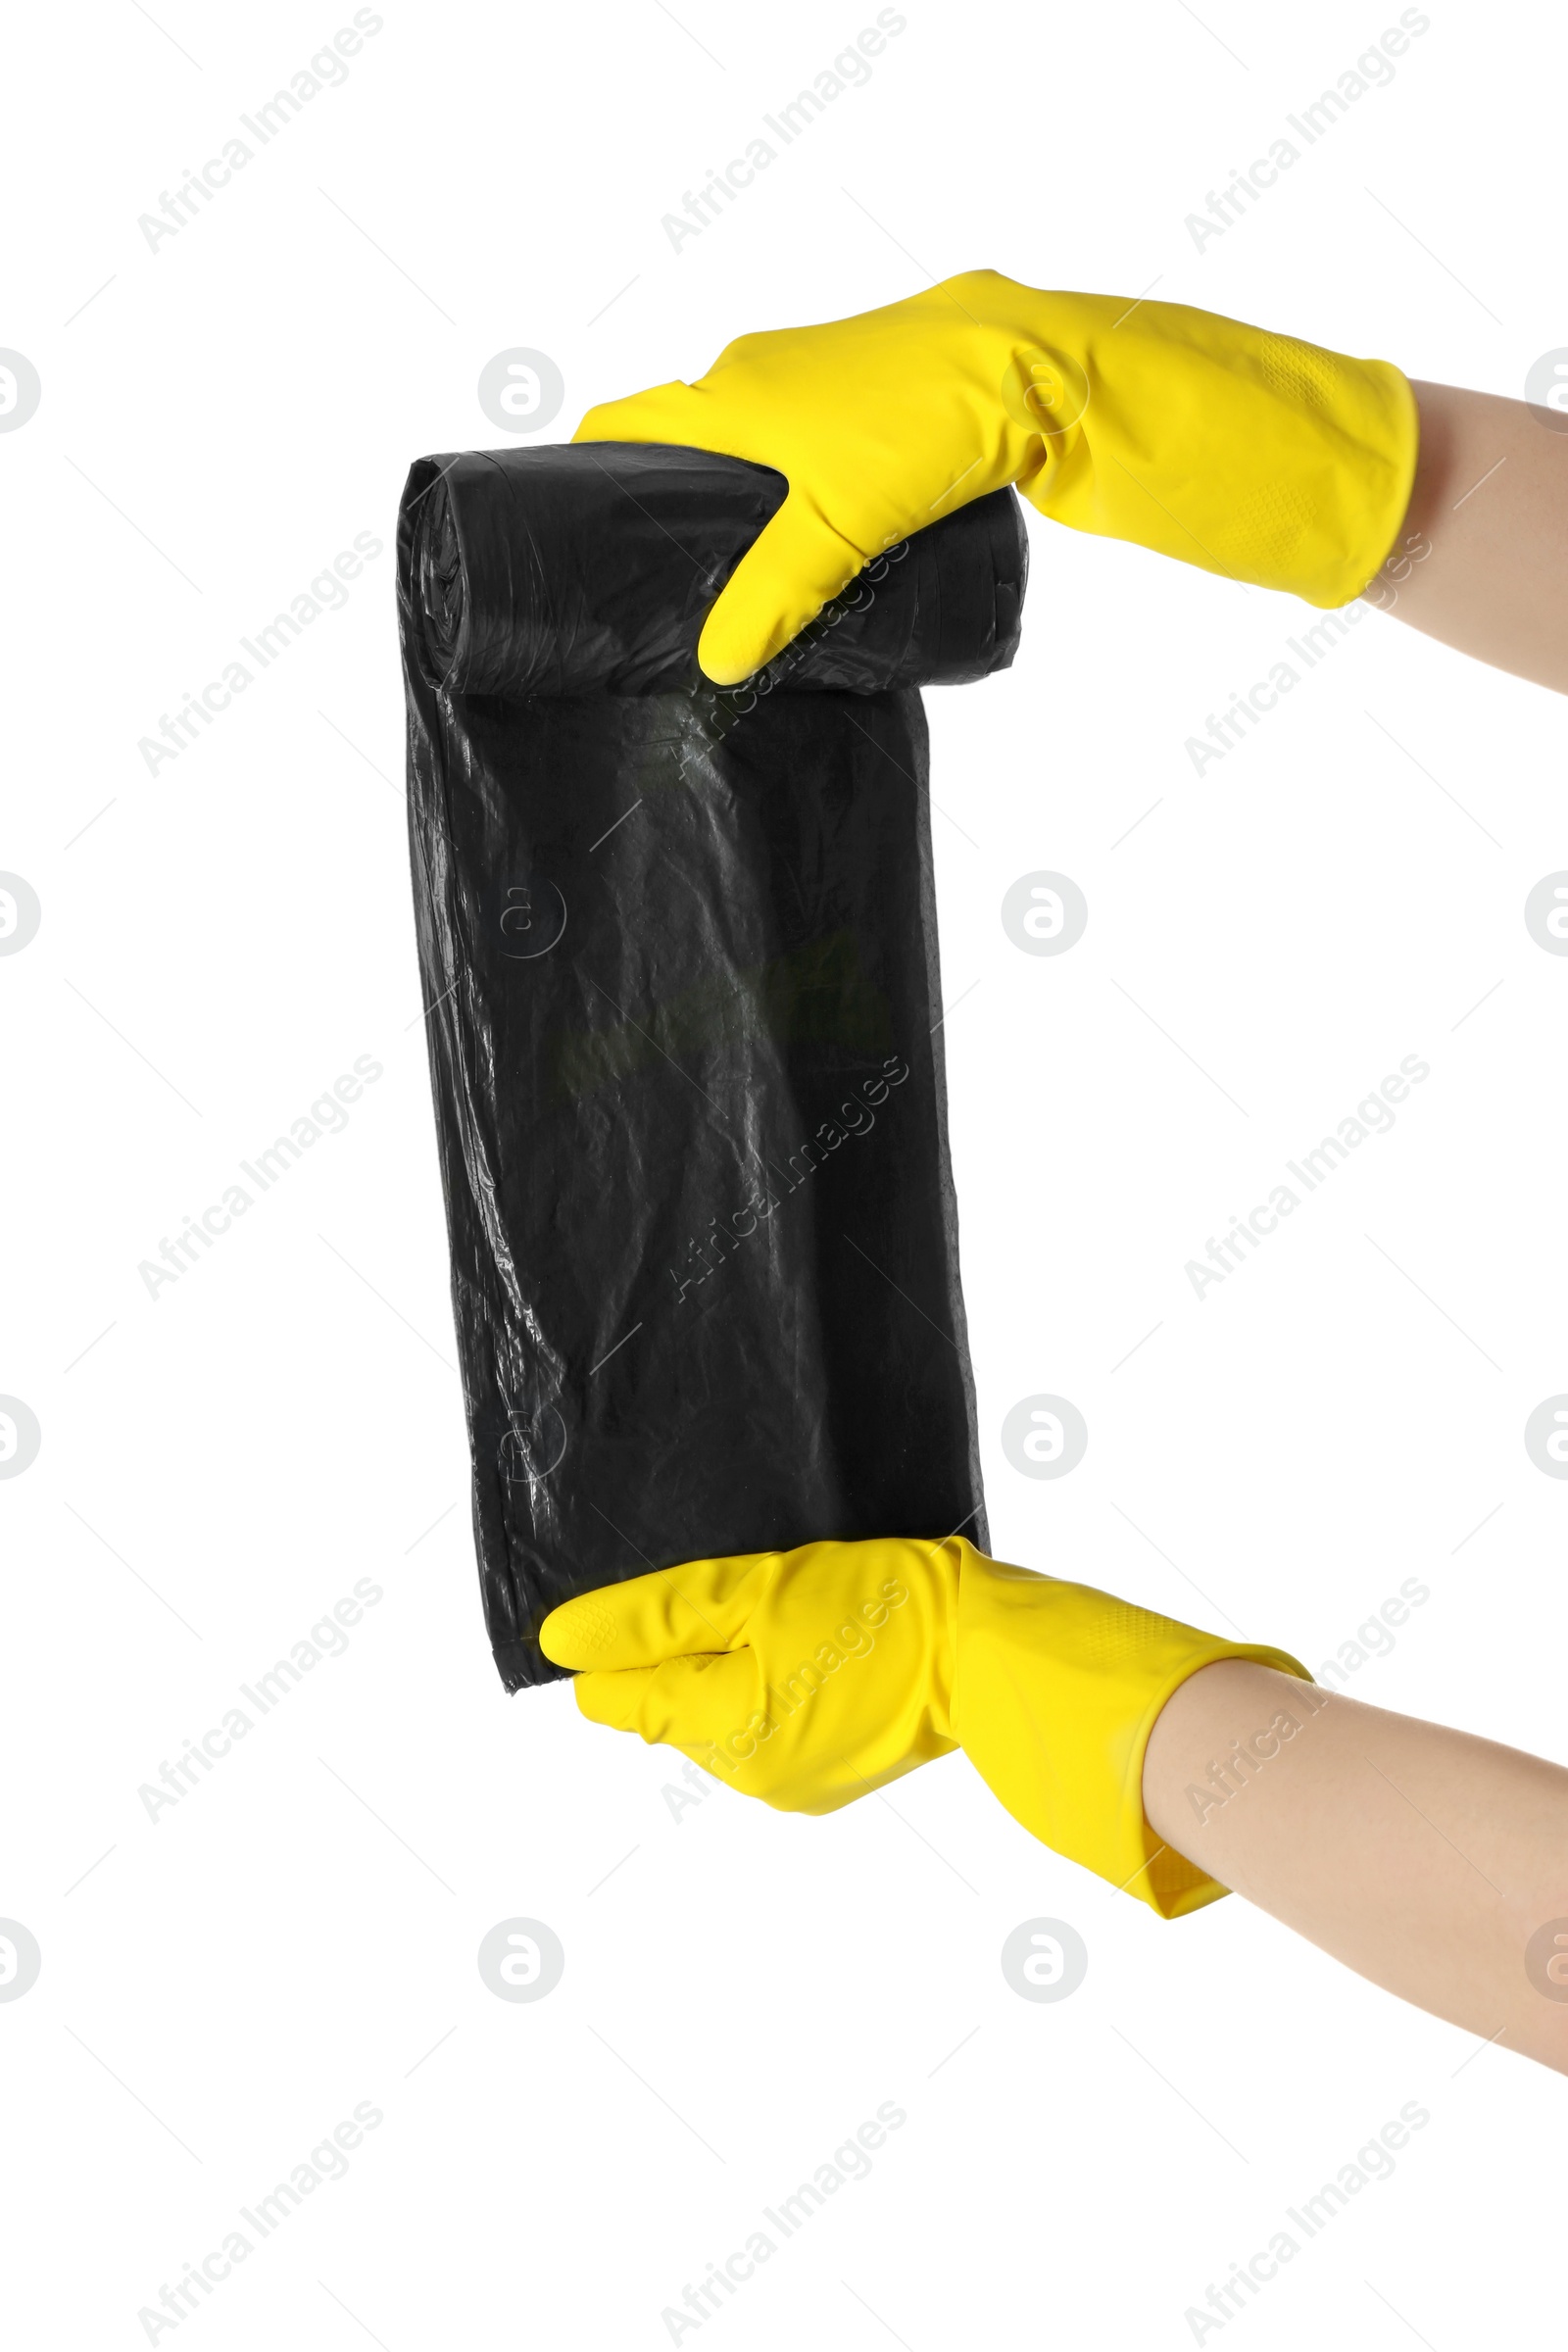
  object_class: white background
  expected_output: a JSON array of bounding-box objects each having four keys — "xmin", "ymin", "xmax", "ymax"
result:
[{"xmin": 4, "ymin": 0, "xmax": 1566, "ymax": 2343}]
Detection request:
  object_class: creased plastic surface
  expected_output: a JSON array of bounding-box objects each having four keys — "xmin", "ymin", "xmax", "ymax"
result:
[{"xmin": 398, "ymin": 442, "xmax": 1026, "ymax": 1690}]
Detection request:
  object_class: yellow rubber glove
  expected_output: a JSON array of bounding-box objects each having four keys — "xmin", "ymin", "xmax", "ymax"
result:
[
  {"xmin": 574, "ymin": 270, "xmax": 1419, "ymax": 684},
  {"xmin": 540, "ymin": 1537, "xmax": 1310, "ymax": 1920}
]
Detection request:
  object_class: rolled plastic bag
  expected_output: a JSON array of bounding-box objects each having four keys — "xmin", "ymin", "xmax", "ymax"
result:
[{"xmin": 397, "ymin": 442, "xmax": 1027, "ymax": 1690}]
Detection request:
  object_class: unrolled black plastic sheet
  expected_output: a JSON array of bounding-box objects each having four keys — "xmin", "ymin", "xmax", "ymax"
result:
[{"xmin": 398, "ymin": 442, "xmax": 1027, "ymax": 1690}]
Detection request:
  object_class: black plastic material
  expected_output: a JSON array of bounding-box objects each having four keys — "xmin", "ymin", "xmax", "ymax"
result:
[{"xmin": 398, "ymin": 442, "xmax": 1026, "ymax": 1691}]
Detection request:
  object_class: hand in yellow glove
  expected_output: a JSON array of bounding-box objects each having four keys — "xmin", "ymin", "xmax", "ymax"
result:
[
  {"xmin": 574, "ymin": 270, "xmax": 1418, "ymax": 684},
  {"xmin": 540, "ymin": 1537, "xmax": 1310, "ymax": 1919}
]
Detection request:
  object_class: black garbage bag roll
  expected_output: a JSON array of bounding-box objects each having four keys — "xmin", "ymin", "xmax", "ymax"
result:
[{"xmin": 398, "ymin": 443, "xmax": 1027, "ymax": 1691}]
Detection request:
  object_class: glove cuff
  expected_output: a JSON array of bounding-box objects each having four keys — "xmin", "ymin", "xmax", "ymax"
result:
[
  {"xmin": 948, "ymin": 274, "xmax": 1422, "ymax": 609},
  {"xmin": 950, "ymin": 1544, "xmax": 1311, "ymax": 1919}
]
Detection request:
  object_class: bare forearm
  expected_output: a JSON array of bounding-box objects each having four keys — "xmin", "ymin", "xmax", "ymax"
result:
[
  {"xmin": 1143, "ymin": 1659, "xmax": 1568, "ymax": 2073},
  {"xmin": 1365, "ymin": 378, "xmax": 1568, "ymax": 693}
]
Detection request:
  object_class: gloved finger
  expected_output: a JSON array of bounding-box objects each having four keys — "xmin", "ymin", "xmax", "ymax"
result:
[
  {"xmin": 697, "ymin": 492, "xmax": 868, "ymax": 685},
  {"xmin": 579, "ymin": 1645, "xmax": 944, "ymax": 1816},
  {"xmin": 539, "ymin": 1553, "xmax": 772, "ymax": 1672},
  {"xmin": 571, "ymin": 1663, "xmax": 658, "ymax": 1732},
  {"xmin": 574, "ymin": 1649, "xmax": 762, "ymax": 1757}
]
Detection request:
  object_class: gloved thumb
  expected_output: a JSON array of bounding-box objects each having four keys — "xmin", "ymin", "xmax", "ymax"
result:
[{"xmin": 698, "ymin": 493, "xmax": 867, "ymax": 685}]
